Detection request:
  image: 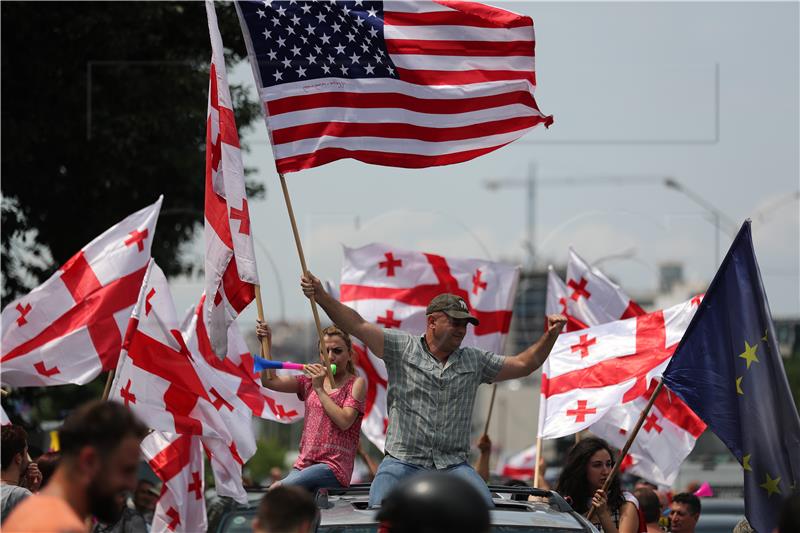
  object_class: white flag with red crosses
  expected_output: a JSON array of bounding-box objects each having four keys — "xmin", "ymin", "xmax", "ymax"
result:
[
  {"xmin": 203, "ymin": 0, "xmax": 259, "ymax": 357},
  {"xmin": 1, "ymin": 196, "xmax": 162, "ymax": 387},
  {"xmin": 183, "ymin": 296, "xmax": 305, "ymax": 425},
  {"xmin": 564, "ymin": 248, "xmax": 646, "ymax": 324},
  {"xmin": 539, "ymin": 298, "xmax": 698, "ymax": 439},
  {"xmin": 546, "ymin": 255, "xmax": 706, "ymax": 486},
  {"xmin": 181, "ymin": 295, "xmax": 303, "ymax": 503},
  {"xmin": 142, "ymin": 431, "xmax": 207, "ymax": 533},
  {"xmin": 109, "ymin": 260, "xmax": 233, "ymax": 442},
  {"xmin": 339, "ymin": 242, "xmax": 520, "ymax": 449}
]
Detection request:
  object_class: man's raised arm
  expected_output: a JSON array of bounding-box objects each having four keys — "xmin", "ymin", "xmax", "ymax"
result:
[
  {"xmin": 301, "ymin": 273, "xmax": 385, "ymax": 357},
  {"xmin": 493, "ymin": 314, "xmax": 566, "ymax": 382}
]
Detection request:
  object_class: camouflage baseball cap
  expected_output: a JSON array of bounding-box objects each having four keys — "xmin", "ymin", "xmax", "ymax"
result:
[{"xmin": 426, "ymin": 293, "xmax": 479, "ymax": 325}]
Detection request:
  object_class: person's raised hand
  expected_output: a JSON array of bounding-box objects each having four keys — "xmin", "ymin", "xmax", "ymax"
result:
[
  {"xmin": 300, "ymin": 272, "xmax": 325, "ymax": 301},
  {"xmin": 255, "ymin": 319, "xmax": 272, "ymax": 344},
  {"xmin": 21, "ymin": 462, "xmax": 42, "ymax": 492},
  {"xmin": 477, "ymin": 434, "xmax": 492, "ymax": 454},
  {"xmin": 546, "ymin": 314, "xmax": 567, "ymax": 335}
]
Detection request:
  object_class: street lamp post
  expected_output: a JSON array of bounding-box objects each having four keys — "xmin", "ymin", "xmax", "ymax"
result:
[{"xmin": 663, "ymin": 178, "xmax": 737, "ymax": 268}]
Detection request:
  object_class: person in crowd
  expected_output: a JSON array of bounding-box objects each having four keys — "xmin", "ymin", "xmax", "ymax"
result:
[
  {"xmin": 475, "ymin": 434, "xmax": 492, "ymax": 482},
  {"xmin": 132, "ymin": 479, "xmax": 157, "ymax": 525},
  {"xmin": 269, "ymin": 466, "xmax": 284, "ymax": 486},
  {"xmin": 34, "ymin": 451, "xmax": 61, "ymax": 490},
  {"xmin": 376, "ymin": 471, "xmax": 490, "ymax": 533},
  {"xmin": 300, "ymin": 273, "xmax": 566, "ymax": 507},
  {"xmin": 252, "ymin": 485, "xmax": 318, "ymax": 533},
  {"xmin": 634, "ymin": 486, "xmax": 662, "ymax": 533},
  {"xmin": 257, "ymin": 322, "xmax": 366, "ymax": 493},
  {"xmin": 3, "ymin": 400, "xmax": 149, "ymax": 533},
  {"xmin": 356, "ymin": 441, "xmax": 380, "ymax": 481},
  {"xmin": 667, "ymin": 493, "xmax": 700, "ymax": 533},
  {"xmin": 1, "ymin": 424, "xmax": 41, "ymax": 520},
  {"xmin": 555, "ymin": 437, "xmax": 639, "ymax": 533}
]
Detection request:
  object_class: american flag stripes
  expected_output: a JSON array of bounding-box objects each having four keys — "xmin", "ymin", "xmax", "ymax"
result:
[{"xmin": 236, "ymin": 0, "xmax": 552, "ymax": 173}]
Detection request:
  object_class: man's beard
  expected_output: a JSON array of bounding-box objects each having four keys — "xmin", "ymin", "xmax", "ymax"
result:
[{"xmin": 88, "ymin": 477, "xmax": 125, "ymax": 524}]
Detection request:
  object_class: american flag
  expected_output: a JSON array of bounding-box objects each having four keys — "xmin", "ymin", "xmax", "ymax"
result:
[{"xmin": 236, "ymin": 0, "xmax": 553, "ymax": 173}]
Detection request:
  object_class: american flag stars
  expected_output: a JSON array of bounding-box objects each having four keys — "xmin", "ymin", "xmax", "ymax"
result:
[{"xmin": 239, "ymin": 0, "xmax": 397, "ymax": 86}]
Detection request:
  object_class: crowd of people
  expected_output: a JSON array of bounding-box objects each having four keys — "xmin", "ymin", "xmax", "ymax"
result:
[{"xmin": 2, "ymin": 282, "xmax": 799, "ymax": 532}]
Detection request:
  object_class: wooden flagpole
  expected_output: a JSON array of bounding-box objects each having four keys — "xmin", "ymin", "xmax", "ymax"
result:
[
  {"xmin": 254, "ymin": 286, "xmax": 276, "ymax": 380},
  {"xmin": 101, "ymin": 371, "xmax": 115, "ymax": 401},
  {"xmin": 586, "ymin": 379, "xmax": 665, "ymax": 521},
  {"xmin": 482, "ymin": 384, "xmax": 498, "ymax": 436},
  {"xmin": 532, "ymin": 436, "xmax": 544, "ymax": 488},
  {"xmin": 278, "ymin": 173, "xmax": 335, "ymax": 386}
]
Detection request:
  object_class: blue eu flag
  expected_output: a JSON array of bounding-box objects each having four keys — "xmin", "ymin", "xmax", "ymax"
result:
[{"xmin": 662, "ymin": 221, "xmax": 800, "ymax": 533}]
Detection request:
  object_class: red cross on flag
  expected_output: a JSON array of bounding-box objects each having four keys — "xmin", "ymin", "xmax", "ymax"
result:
[
  {"xmin": 498, "ymin": 444, "xmax": 537, "ymax": 481},
  {"xmin": 141, "ymin": 431, "xmax": 207, "ymax": 533},
  {"xmin": 109, "ymin": 260, "xmax": 234, "ymax": 442},
  {"xmin": 1, "ymin": 197, "xmax": 162, "ymax": 387},
  {"xmin": 546, "ymin": 256, "xmax": 706, "ymax": 486},
  {"xmin": 591, "ymin": 380, "xmax": 706, "ymax": 486},
  {"xmin": 203, "ymin": 1, "xmax": 259, "ymax": 357},
  {"xmin": 339, "ymin": 243, "xmax": 520, "ymax": 449},
  {"xmin": 545, "ymin": 268, "xmax": 588, "ymax": 332},
  {"xmin": 183, "ymin": 295, "xmax": 304, "ymax": 425},
  {"xmin": 538, "ymin": 298, "xmax": 698, "ymax": 440},
  {"xmin": 181, "ymin": 295, "xmax": 303, "ymax": 503},
  {"xmin": 564, "ymin": 248, "xmax": 647, "ymax": 325}
]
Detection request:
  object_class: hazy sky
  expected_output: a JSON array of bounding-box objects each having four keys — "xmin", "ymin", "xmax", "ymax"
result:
[{"xmin": 171, "ymin": 1, "xmax": 799, "ymax": 325}]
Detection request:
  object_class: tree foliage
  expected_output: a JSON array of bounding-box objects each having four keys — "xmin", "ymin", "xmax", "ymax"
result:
[{"xmin": 1, "ymin": 1, "xmax": 263, "ymax": 307}]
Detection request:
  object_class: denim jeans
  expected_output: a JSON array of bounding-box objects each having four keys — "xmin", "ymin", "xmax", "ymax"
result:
[
  {"xmin": 279, "ymin": 463, "xmax": 343, "ymax": 493},
  {"xmin": 368, "ymin": 456, "xmax": 493, "ymax": 508}
]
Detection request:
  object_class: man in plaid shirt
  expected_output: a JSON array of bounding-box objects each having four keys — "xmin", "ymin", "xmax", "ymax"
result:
[{"xmin": 301, "ymin": 273, "xmax": 566, "ymax": 507}]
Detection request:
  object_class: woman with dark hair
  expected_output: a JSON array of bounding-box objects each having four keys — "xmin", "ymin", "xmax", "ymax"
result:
[
  {"xmin": 555, "ymin": 437, "xmax": 639, "ymax": 533},
  {"xmin": 256, "ymin": 321, "xmax": 366, "ymax": 493}
]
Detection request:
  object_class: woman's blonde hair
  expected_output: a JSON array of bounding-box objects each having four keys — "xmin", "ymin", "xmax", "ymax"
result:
[{"xmin": 320, "ymin": 325, "xmax": 356, "ymax": 375}]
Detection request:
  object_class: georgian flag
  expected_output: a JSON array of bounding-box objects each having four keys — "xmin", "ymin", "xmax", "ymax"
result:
[
  {"xmin": 183, "ymin": 296, "xmax": 304, "ymax": 425},
  {"xmin": 110, "ymin": 260, "xmax": 233, "ymax": 442},
  {"xmin": 1, "ymin": 197, "xmax": 162, "ymax": 387},
  {"xmin": 539, "ymin": 298, "xmax": 698, "ymax": 439},
  {"xmin": 546, "ymin": 256, "xmax": 706, "ymax": 486},
  {"xmin": 498, "ymin": 444, "xmax": 537, "ymax": 481},
  {"xmin": 565, "ymin": 248, "xmax": 646, "ymax": 325},
  {"xmin": 339, "ymin": 242, "xmax": 519, "ymax": 449},
  {"xmin": 142, "ymin": 431, "xmax": 207, "ymax": 533},
  {"xmin": 203, "ymin": 0, "xmax": 259, "ymax": 356}
]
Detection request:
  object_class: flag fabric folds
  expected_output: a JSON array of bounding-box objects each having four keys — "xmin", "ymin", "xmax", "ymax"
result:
[
  {"xmin": 1, "ymin": 197, "xmax": 162, "ymax": 387},
  {"xmin": 538, "ymin": 299, "xmax": 698, "ymax": 440},
  {"xmin": 182, "ymin": 296, "xmax": 305, "ymax": 425},
  {"xmin": 109, "ymin": 260, "xmax": 233, "ymax": 442},
  {"xmin": 142, "ymin": 431, "xmax": 207, "ymax": 533},
  {"xmin": 661, "ymin": 221, "xmax": 800, "ymax": 533},
  {"xmin": 339, "ymin": 242, "xmax": 519, "ymax": 449},
  {"xmin": 236, "ymin": 0, "xmax": 552, "ymax": 173},
  {"xmin": 204, "ymin": 0, "xmax": 259, "ymax": 357}
]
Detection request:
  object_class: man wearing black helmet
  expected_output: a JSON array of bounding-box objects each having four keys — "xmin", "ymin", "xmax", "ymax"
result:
[{"xmin": 301, "ymin": 274, "xmax": 566, "ymax": 508}]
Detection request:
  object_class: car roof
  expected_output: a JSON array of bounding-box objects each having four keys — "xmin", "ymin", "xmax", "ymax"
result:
[{"xmin": 316, "ymin": 484, "xmax": 596, "ymax": 531}]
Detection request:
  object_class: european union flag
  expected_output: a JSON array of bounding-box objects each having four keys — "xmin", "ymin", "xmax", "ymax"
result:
[{"xmin": 662, "ymin": 220, "xmax": 800, "ymax": 533}]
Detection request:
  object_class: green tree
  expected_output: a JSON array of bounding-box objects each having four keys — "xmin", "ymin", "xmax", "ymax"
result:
[{"xmin": 1, "ymin": 1, "xmax": 263, "ymax": 307}]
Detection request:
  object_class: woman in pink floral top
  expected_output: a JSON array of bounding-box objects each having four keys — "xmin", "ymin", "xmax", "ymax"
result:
[{"xmin": 257, "ymin": 322, "xmax": 366, "ymax": 492}]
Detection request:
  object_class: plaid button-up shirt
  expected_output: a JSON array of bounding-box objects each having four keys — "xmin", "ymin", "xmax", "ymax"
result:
[{"xmin": 382, "ymin": 329, "xmax": 505, "ymax": 468}]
